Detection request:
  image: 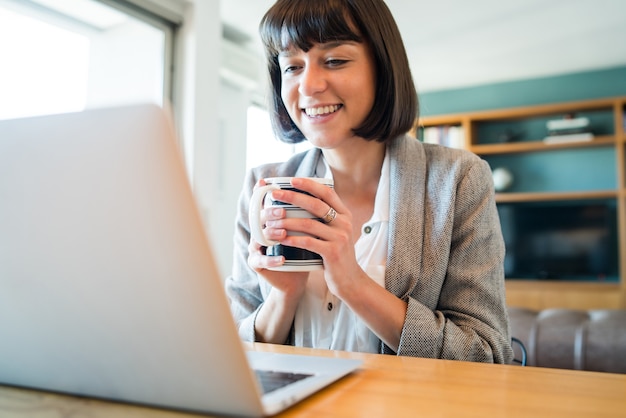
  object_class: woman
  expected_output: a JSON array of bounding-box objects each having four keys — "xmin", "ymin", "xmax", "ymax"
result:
[{"xmin": 225, "ymin": 0, "xmax": 513, "ymax": 364}]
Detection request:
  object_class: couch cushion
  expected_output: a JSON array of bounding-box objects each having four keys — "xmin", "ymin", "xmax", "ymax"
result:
[
  {"xmin": 508, "ymin": 307, "xmax": 626, "ymax": 373},
  {"xmin": 582, "ymin": 310, "xmax": 626, "ymax": 373}
]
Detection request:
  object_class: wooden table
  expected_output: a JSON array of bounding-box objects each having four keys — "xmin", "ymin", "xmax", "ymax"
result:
[{"xmin": 1, "ymin": 342, "xmax": 625, "ymax": 417}]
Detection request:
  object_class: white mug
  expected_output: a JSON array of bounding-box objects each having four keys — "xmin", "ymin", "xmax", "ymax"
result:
[{"xmin": 249, "ymin": 177, "xmax": 334, "ymax": 271}]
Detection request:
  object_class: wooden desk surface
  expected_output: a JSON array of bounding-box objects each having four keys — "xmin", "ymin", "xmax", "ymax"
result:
[{"xmin": 1, "ymin": 342, "xmax": 625, "ymax": 418}]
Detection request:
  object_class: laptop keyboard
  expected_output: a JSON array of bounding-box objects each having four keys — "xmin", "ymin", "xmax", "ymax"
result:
[{"xmin": 254, "ymin": 370, "xmax": 313, "ymax": 394}]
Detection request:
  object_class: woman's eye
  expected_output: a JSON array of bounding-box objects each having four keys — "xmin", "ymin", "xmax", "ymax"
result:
[
  {"xmin": 326, "ymin": 59, "xmax": 348, "ymax": 67},
  {"xmin": 282, "ymin": 65, "xmax": 300, "ymax": 74}
]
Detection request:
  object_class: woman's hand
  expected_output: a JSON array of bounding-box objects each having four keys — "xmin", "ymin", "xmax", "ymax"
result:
[
  {"xmin": 246, "ymin": 180, "xmax": 310, "ymax": 344},
  {"xmin": 266, "ymin": 177, "xmax": 365, "ymax": 299},
  {"xmin": 270, "ymin": 178, "xmax": 407, "ymax": 350},
  {"xmin": 247, "ymin": 179, "xmax": 310, "ymax": 297},
  {"xmin": 247, "ymin": 238, "xmax": 309, "ymax": 297}
]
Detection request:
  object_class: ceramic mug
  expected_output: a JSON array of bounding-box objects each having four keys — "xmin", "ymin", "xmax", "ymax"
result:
[{"xmin": 249, "ymin": 177, "xmax": 334, "ymax": 271}]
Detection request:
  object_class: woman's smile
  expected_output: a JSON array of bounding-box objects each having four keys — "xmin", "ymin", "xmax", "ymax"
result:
[
  {"xmin": 279, "ymin": 41, "xmax": 377, "ymax": 147},
  {"xmin": 303, "ymin": 104, "xmax": 342, "ymax": 118}
]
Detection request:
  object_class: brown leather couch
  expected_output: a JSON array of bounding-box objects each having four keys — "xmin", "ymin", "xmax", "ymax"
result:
[{"xmin": 508, "ymin": 307, "xmax": 626, "ymax": 373}]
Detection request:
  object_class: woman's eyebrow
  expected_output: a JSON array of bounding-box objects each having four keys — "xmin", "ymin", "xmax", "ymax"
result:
[
  {"xmin": 319, "ymin": 41, "xmax": 358, "ymax": 50},
  {"xmin": 278, "ymin": 40, "xmax": 360, "ymax": 57},
  {"xmin": 318, "ymin": 41, "xmax": 359, "ymax": 51},
  {"xmin": 278, "ymin": 49, "xmax": 297, "ymax": 58}
]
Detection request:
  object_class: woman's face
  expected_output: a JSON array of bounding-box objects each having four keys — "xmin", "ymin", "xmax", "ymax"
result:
[{"xmin": 278, "ymin": 40, "xmax": 377, "ymax": 148}]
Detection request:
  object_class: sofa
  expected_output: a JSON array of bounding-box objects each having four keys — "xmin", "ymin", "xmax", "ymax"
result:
[{"xmin": 507, "ymin": 307, "xmax": 626, "ymax": 373}]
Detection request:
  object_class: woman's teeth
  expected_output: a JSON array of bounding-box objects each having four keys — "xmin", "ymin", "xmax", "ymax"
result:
[{"xmin": 304, "ymin": 105, "xmax": 340, "ymax": 117}]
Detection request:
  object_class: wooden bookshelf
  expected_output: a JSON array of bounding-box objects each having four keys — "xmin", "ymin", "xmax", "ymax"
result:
[
  {"xmin": 472, "ymin": 135, "xmax": 615, "ymax": 155},
  {"xmin": 418, "ymin": 96, "xmax": 626, "ymax": 310}
]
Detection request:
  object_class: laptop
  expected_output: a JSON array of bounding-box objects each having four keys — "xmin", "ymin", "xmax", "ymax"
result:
[{"xmin": 0, "ymin": 104, "xmax": 361, "ymax": 417}]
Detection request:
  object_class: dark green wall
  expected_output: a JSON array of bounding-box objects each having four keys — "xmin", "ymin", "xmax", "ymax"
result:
[{"xmin": 418, "ymin": 66, "xmax": 626, "ymax": 117}]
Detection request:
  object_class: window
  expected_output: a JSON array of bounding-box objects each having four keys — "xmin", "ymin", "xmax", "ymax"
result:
[
  {"xmin": 0, "ymin": 0, "xmax": 174, "ymax": 120},
  {"xmin": 246, "ymin": 105, "xmax": 312, "ymax": 171}
]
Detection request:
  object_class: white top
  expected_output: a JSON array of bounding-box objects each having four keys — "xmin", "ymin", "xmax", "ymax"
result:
[{"xmin": 293, "ymin": 151, "xmax": 390, "ymax": 353}]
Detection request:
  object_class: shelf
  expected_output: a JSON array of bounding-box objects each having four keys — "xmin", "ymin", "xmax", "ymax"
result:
[
  {"xmin": 505, "ymin": 281, "xmax": 623, "ymax": 310},
  {"xmin": 464, "ymin": 97, "xmax": 621, "ymax": 122},
  {"xmin": 471, "ymin": 135, "xmax": 615, "ymax": 155},
  {"xmin": 418, "ymin": 96, "xmax": 626, "ymax": 309},
  {"xmin": 495, "ymin": 190, "xmax": 618, "ymax": 203},
  {"xmin": 505, "ymin": 280, "xmax": 620, "ymax": 290}
]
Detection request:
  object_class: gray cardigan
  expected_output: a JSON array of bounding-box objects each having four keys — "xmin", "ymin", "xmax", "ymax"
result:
[{"xmin": 225, "ymin": 135, "xmax": 513, "ymax": 364}]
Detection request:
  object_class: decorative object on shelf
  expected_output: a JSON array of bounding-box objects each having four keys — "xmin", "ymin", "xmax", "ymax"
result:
[
  {"xmin": 492, "ymin": 167, "xmax": 513, "ymax": 192},
  {"xmin": 496, "ymin": 128, "xmax": 524, "ymax": 143},
  {"xmin": 544, "ymin": 113, "xmax": 594, "ymax": 144}
]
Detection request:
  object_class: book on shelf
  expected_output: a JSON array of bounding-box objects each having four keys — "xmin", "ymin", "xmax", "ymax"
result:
[
  {"xmin": 543, "ymin": 132, "xmax": 594, "ymax": 144},
  {"xmin": 422, "ymin": 125, "xmax": 464, "ymax": 149},
  {"xmin": 547, "ymin": 126, "xmax": 590, "ymax": 136},
  {"xmin": 544, "ymin": 115, "xmax": 594, "ymax": 144},
  {"xmin": 546, "ymin": 116, "xmax": 589, "ymax": 132}
]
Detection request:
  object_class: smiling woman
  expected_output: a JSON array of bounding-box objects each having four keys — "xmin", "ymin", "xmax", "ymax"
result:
[
  {"xmin": 226, "ymin": 0, "xmax": 514, "ymax": 365},
  {"xmin": 0, "ymin": 0, "xmax": 172, "ymax": 121}
]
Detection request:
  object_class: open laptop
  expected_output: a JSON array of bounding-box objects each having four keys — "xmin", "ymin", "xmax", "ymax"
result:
[{"xmin": 0, "ymin": 104, "xmax": 361, "ymax": 417}]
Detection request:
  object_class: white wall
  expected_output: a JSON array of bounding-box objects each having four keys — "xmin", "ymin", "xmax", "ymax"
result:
[
  {"xmin": 174, "ymin": 0, "xmax": 259, "ymax": 279},
  {"xmin": 214, "ymin": 81, "xmax": 250, "ymax": 276}
]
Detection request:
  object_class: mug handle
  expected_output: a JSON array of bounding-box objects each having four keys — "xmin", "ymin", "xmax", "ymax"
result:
[{"xmin": 249, "ymin": 183, "xmax": 280, "ymax": 246}]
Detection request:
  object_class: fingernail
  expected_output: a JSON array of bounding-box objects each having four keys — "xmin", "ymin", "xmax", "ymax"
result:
[{"xmin": 269, "ymin": 256, "xmax": 285, "ymax": 266}]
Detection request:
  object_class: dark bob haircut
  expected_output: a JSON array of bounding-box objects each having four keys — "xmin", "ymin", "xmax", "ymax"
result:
[{"xmin": 259, "ymin": 0, "xmax": 418, "ymax": 144}]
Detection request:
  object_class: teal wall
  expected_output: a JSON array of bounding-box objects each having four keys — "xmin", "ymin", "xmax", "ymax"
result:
[
  {"xmin": 418, "ymin": 66, "xmax": 626, "ymax": 116},
  {"xmin": 417, "ymin": 66, "xmax": 626, "ymax": 283}
]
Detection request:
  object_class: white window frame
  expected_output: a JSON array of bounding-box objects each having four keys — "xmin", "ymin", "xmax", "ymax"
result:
[{"xmin": 97, "ymin": 0, "xmax": 181, "ymax": 105}]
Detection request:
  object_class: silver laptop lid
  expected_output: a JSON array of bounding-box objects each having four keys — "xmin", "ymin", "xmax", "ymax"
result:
[{"xmin": 0, "ymin": 105, "xmax": 266, "ymax": 416}]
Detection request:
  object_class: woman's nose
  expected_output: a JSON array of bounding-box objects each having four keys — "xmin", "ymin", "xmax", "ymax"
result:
[{"xmin": 298, "ymin": 65, "xmax": 327, "ymax": 96}]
